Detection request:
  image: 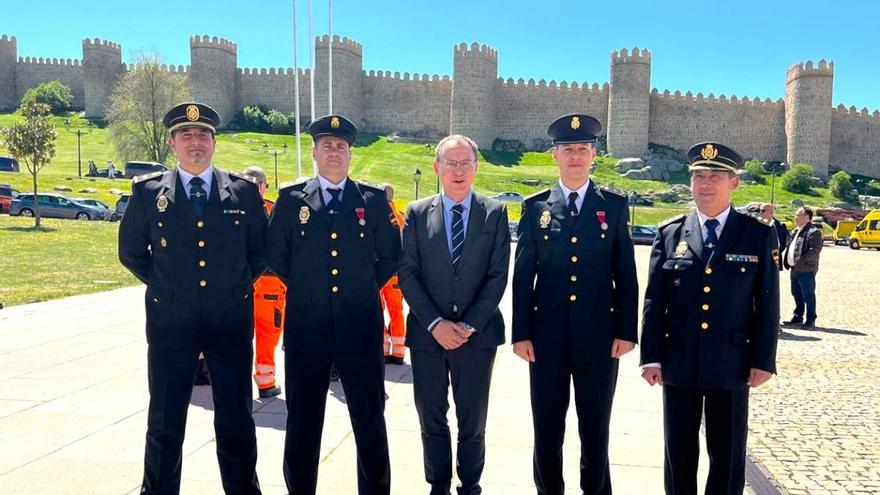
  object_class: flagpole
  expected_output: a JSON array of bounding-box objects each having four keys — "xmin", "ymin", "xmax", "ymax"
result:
[
  {"xmin": 308, "ymin": 0, "xmax": 316, "ymax": 174},
  {"xmin": 292, "ymin": 0, "xmax": 303, "ymax": 178},
  {"xmin": 328, "ymin": 0, "xmax": 333, "ymax": 114}
]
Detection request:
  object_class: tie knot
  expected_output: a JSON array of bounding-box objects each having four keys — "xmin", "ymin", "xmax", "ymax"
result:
[
  {"xmin": 452, "ymin": 204, "xmax": 464, "ymax": 214},
  {"xmin": 705, "ymin": 218, "xmax": 719, "ymax": 230},
  {"xmin": 569, "ymin": 191, "xmax": 579, "ymax": 201},
  {"xmin": 327, "ymin": 187, "xmax": 341, "ymax": 200},
  {"xmin": 189, "ymin": 177, "xmax": 204, "ymax": 187}
]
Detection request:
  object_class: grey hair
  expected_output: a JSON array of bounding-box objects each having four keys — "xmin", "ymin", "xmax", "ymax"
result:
[
  {"xmin": 435, "ymin": 134, "xmax": 479, "ymax": 162},
  {"xmin": 241, "ymin": 165, "xmax": 268, "ymax": 185}
]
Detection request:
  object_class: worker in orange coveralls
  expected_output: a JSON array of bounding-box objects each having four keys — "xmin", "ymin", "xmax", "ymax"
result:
[
  {"xmin": 381, "ymin": 184, "xmax": 407, "ymax": 365},
  {"xmin": 242, "ymin": 165, "xmax": 287, "ymax": 398}
]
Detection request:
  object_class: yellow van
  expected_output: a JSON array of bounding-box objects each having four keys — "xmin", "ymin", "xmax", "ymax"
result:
[
  {"xmin": 850, "ymin": 210, "xmax": 880, "ymax": 250},
  {"xmin": 833, "ymin": 220, "xmax": 859, "ymax": 245}
]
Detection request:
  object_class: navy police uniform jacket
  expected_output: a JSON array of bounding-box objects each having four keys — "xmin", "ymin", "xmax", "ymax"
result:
[
  {"xmin": 639, "ymin": 208, "xmax": 780, "ymax": 390},
  {"xmin": 512, "ymin": 182, "xmax": 639, "ymax": 362},
  {"xmin": 266, "ymin": 177, "xmax": 402, "ymax": 353},
  {"xmin": 118, "ymin": 167, "xmax": 268, "ymax": 350}
]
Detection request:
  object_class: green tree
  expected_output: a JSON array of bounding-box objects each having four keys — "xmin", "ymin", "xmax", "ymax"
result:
[
  {"xmin": 743, "ymin": 160, "xmax": 766, "ymax": 184},
  {"xmin": 1, "ymin": 101, "xmax": 58, "ymax": 227},
  {"xmin": 266, "ymin": 109, "xmax": 290, "ymax": 134},
  {"xmin": 106, "ymin": 54, "xmax": 191, "ymax": 164},
  {"xmin": 780, "ymin": 163, "xmax": 814, "ymax": 194},
  {"xmin": 828, "ymin": 171, "xmax": 856, "ymax": 200},
  {"xmin": 20, "ymin": 80, "xmax": 74, "ymax": 114}
]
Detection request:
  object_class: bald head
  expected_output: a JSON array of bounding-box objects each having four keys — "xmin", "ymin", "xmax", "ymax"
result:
[{"xmin": 760, "ymin": 203, "xmax": 775, "ymax": 221}]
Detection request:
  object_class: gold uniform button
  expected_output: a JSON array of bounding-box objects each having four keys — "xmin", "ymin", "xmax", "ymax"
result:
[
  {"xmin": 331, "ymin": 232, "xmax": 338, "ymax": 239},
  {"xmin": 198, "ymin": 240, "xmax": 205, "ymax": 248},
  {"xmin": 199, "ymin": 280, "xmax": 207, "ymax": 288},
  {"xmin": 331, "ymin": 268, "xmax": 339, "ymax": 276},
  {"xmin": 570, "ymin": 275, "xmax": 577, "ymax": 282},
  {"xmin": 331, "ymin": 286, "xmax": 339, "ymax": 293},
  {"xmin": 197, "ymin": 220, "xmax": 204, "ymax": 228},
  {"xmin": 234, "ymin": 220, "xmax": 240, "ymax": 225},
  {"xmin": 674, "ymin": 265, "xmax": 679, "ymax": 270},
  {"xmin": 331, "ymin": 250, "xmax": 338, "ymax": 257},
  {"xmin": 152, "ymin": 297, "xmax": 159, "ymax": 303},
  {"xmin": 740, "ymin": 267, "xmax": 746, "ymax": 273},
  {"xmin": 570, "ymin": 294, "xmax": 577, "ymax": 302},
  {"xmin": 571, "ymin": 236, "xmax": 578, "ymax": 243},
  {"xmin": 705, "ymin": 267, "xmax": 713, "ymax": 275},
  {"xmin": 703, "ymin": 286, "xmax": 711, "ymax": 293},
  {"xmin": 702, "ymin": 303, "xmax": 710, "ymax": 311},
  {"xmin": 600, "ymin": 233, "xmax": 606, "ymax": 239},
  {"xmin": 359, "ymin": 233, "xmax": 365, "ymax": 238},
  {"xmin": 543, "ymin": 235, "xmax": 549, "ymax": 241},
  {"xmin": 157, "ymin": 221, "xmax": 163, "ymax": 227},
  {"xmin": 533, "ymin": 306, "xmax": 538, "ymax": 311},
  {"xmin": 199, "ymin": 260, "xmax": 206, "ymax": 268},
  {"xmin": 571, "ymin": 256, "xmax": 578, "ymax": 263},
  {"xmin": 701, "ymin": 322, "xmax": 709, "ymax": 330}
]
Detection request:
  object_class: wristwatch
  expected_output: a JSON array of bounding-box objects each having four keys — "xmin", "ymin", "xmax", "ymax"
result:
[{"xmin": 462, "ymin": 323, "xmax": 477, "ymax": 333}]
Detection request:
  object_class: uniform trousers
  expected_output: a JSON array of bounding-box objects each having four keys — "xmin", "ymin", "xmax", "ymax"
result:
[{"xmin": 529, "ymin": 358, "xmax": 619, "ymax": 495}]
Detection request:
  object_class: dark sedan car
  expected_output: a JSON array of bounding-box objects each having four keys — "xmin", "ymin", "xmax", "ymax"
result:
[
  {"xmin": 9, "ymin": 193, "xmax": 106, "ymax": 220},
  {"xmin": 631, "ymin": 224, "xmax": 658, "ymax": 245}
]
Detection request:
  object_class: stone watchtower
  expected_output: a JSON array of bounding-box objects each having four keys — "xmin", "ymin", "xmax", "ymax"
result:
[
  {"xmin": 314, "ymin": 35, "xmax": 364, "ymax": 127},
  {"xmin": 606, "ymin": 48, "xmax": 651, "ymax": 158},
  {"xmin": 189, "ymin": 35, "xmax": 238, "ymax": 127},
  {"xmin": 785, "ymin": 60, "xmax": 833, "ymax": 177},
  {"xmin": 82, "ymin": 38, "xmax": 123, "ymax": 118},
  {"xmin": 0, "ymin": 35, "xmax": 17, "ymax": 110},
  {"xmin": 449, "ymin": 42, "xmax": 498, "ymax": 149}
]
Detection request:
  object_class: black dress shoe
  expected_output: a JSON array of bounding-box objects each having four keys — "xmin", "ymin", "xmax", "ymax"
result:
[
  {"xmin": 782, "ymin": 318, "xmax": 803, "ymax": 326},
  {"xmin": 387, "ymin": 356, "xmax": 405, "ymax": 366},
  {"xmin": 384, "ymin": 355, "xmax": 393, "ymax": 364},
  {"xmin": 802, "ymin": 320, "xmax": 815, "ymax": 328},
  {"xmin": 258, "ymin": 385, "xmax": 281, "ymax": 398}
]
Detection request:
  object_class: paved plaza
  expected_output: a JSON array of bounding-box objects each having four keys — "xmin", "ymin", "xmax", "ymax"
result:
[{"xmin": 0, "ymin": 244, "xmax": 877, "ymax": 494}]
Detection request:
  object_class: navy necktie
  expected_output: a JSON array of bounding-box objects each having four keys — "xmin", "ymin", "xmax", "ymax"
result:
[
  {"xmin": 326, "ymin": 187, "xmax": 342, "ymax": 213},
  {"xmin": 568, "ymin": 191, "xmax": 579, "ymax": 217},
  {"xmin": 189, "ymin": 177, "xmax": 207, "ymax": 216},
  {"xmin": 451, "ymin": 204, "xmax": 465, "ymax": 270},
  {"xmin": 704, "ymin": 218, "xmax": 719, "ymax": 260}
]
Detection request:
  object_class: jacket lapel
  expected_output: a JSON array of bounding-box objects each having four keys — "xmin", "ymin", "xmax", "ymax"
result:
[
  {"xmin": 426, "ymin": 195, "xmax": 454, "ymax": 271},
  {"xmin": 714, "ymin": 208, "xmax": 743, "ymax": 259},
  {"xmin": 214, "ymin": 169, "xmax": 232, "ymax": 204},
  {"xmin": 302, "ymin": 177, "xmax": 324, "ymax": 213},
  {"xmin": 458, "ymin": 193, "xmax": 486, "ymax": 272},
  {"xmin": 577, "ymin": 181, "xmax": 604, "ymax": 233},
  {"xmin": 682, "ymin": 210, "xmax": 704, "ymax": 260},
  {"xmin": 547, "ymin": 183, "xmax": 569, "ymax": 228}
]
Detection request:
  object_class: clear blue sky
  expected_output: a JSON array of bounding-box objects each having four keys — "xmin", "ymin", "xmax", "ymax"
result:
[{"xmin": 6, "ymin": 0, "xmax": 878, "ymax": 109}]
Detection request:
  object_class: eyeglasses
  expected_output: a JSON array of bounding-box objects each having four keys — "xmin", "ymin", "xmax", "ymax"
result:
[{"xmin": 439, "ymin": 158, "xmax": 476, "ymax": 171}]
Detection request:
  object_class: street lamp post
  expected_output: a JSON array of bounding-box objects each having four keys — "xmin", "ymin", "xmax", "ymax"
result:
[
  {"xmin": 414, "ymin": 168, "xmax": 422, "ymax": 200},
  {"xmin": 64, "ymin": 119, "xmax": 92, "ymax": 178},
  {"xmin": 263, "ymin": 143, "xmax": 288, "ymax": 190},
  {"xmin": 425, "ymin": 144, "xmax": 439, "ymax": 193},
  {"xmin": 630, "ymin": 191, "xmax": 636, "ymax": 230},
  {"xmin": 770, "ymin": 162, "xmax": 787, "ymax": 207}
]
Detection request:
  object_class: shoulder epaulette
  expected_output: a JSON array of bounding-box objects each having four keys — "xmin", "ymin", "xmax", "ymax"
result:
[
  {"xmin": 357, "ymin": 180, "xmax": 385, "ymax": 192},
  {"xmin": 658, "ymin": 214, "xmax": 686, "ymax": 229},
  {"xmin": 598, "ymin": 185, "xmax": 626, "ymax": 198},
  {"xmin": 523, "ymin": 189, "xmax": 551, "ymax": 202},
  {"xmin": 229, "ymin": 171, "xmax": 258, "ymax": 184},
  {"xmin": 747, "ymin": 212, "xmax": 774, "ymax": 227},
  {"xmin": 132, "ymin": 171, "xmax": 163, "ymax": 184}
]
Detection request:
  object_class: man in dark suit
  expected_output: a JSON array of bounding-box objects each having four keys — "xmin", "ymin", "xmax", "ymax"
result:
[
  {"xmin": 266, "ymin": 114, "xmax": 401, "ymax": 495},
  {"xmin": 640, "ymin": 142, "xmax": 780, "ymax": 495},
  {"xmin": 782, "ymin": 206, "xmax": 823, "ymax": 328},
  {"xmin": 512, "ymin": 114, "xmax": 639, "ymax": 495},
  {"xmin": 760, "ymin": 203, "xmax": 789, "ymax": 271},
  {"xmin": 118, "ymin": 102, "xmax": 265, "ymax": 495},
  {"xmin": 399, "ymin": 134, "xmax": 511, "ymax": 495}
]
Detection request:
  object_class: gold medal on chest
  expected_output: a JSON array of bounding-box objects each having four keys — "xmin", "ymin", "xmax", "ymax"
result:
[
  {"xmin": 539, "ymin": 211, "xmax": 551, "ymax": 229},
  {"xmin": 299, "ymin": 206, "xmax": 310, "ymax": 224}
]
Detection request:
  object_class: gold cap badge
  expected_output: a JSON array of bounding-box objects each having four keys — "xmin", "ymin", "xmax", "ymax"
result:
[
  {"xmin": 186, "ymin": 105, "xmax": 200, "ymax": 122},
  {"xmin": 700, "ymin": 144, "xmax": 718, "ymax": 160},
  {"xmin": 571, "ymin": 116, "xmax": 581, "ymax": 130},
  {"xmin": 330, "ymin": 116, "xmax": 340, "ymax": 129}
]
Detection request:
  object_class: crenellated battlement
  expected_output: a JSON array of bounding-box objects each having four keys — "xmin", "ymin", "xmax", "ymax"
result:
[
  {"xmin": 651, "ymin": 88, "xmax": 785, "ymax": 108},
  {"xmin": 786, "ymin": 59, "xmax": 834, "ymax": 83},
  {"xmin": 0, "ymin": 34, "xmax": 16, "ymax": 49},
  {"xmin": 832, "ymin": 104, "xmax": 880, "ymax": 119},
  {"xmin": 190, "ymin": 35, "xmax": 237, "ymax": 55},
  {"xmin": 363, "ymin": 70, "xmax": 448, "ymax": 83},
  {"xmin": 499, "ymin": 77, "xmax": 607, "ymax": 94},
  {"xmin": 454, "ymin": 42, "xmax": 498, "ymax": 62},
  {"xmin": 239, "ymin": 67, "xmax": 309, "ymax": 76},
  {"xmin": 611, "ymin": 47, "xmax": 651, "ymax": 64},
  {"xmin": 18, "ymin": 56, "xmax": 81, "ymax": 67},
  {"xmin": 82, "ymin": 37, "xmax": 120, "ymax": 53},
  {"xmin": 315, "ymin": 34, "xmax": 362, "ymax": 55}
]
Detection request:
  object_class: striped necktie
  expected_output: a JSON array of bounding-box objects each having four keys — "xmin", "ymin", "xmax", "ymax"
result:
[{"xmin": 451, "ymin": 204, "xmax": 465, "ymax": 270}]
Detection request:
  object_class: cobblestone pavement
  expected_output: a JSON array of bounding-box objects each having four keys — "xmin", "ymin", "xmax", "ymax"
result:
[{"xmin": 748, "ymin": 244, "xmax": 880, "ymax": 495}]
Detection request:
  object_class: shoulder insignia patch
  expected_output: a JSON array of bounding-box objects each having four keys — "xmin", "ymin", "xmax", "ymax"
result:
[
  {"xmin": 747, "ymin": 212, "xmax": 773, "ymax": 227},
  {"xmin": 229, "ymin": 172, "xmax": 258, "ymax": 184},
  {"xmin": 524, "ymin": 188, "xmax": 551, "ymax": 202},
  {"xmin": 598, "ymin": 185, "xmax": 626, "ymax": 198},
  {"xmin": 658, "ymin": 214, "xmax": 686, "ymax": 229}
]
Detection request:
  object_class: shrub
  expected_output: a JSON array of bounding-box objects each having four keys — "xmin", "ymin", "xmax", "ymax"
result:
[
  {"xmin": 744, "ymin": 160, "xmax": 766, "ymax": 184},
  {"xmin": 780, "ymin": 163, "xmax": 814, "ymax": 194},
  {"xmin": 828, "ymin": 171, "xmax": 856, "ymax": 200},
  {"xmin": 20, "ymin": 80, "xmax": 73, "ymax": 114}
]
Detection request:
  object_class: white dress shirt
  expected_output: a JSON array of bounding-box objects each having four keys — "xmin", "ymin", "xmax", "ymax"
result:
[
  {"xmin": 317, "ymin": 174, "xmax": 348, "ymax": 206},
  {"xmin": 558, "ymin": 179, "xmax": 591, "ymax": 212},
  {"xmin": 177, "ymin": 165, "xmax": 215, "ymax": 201}
]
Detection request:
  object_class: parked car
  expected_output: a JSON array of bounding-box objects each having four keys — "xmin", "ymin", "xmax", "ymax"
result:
[
  {"xmin": 628, "ymin": 195, "xmax": 654, "ymax": 206},
  {"xmin": 508, "ymin": 220, "xmax": 519, "ymax": 242},
  {"xmin": 72, "ymin": 197, "xmax": 117, "ymax": 221},
  {"xmin": 124, "ymin": 161, "xmax": 167, "ymax": 179},
  {"xmin": 630, "ymin": 224, "xmax": 658, "ymax": 245},
  {"xmin": 492, "ymin": 191, "xmax": 524, "ymax": 202},
  {"xmin": 9, "ymin": 193, "xmax": 106, "ymax": 220},
  {"xmin": 115, "ymin": 194, "xmax": 130, "ymax": 219},
  {"xmin": 0, "ymin": 156, "xmax": 21, "ymax": 172},
  {"xmin": 0, "ymin": 183, "xmax": 20, "ymax": 213}
]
